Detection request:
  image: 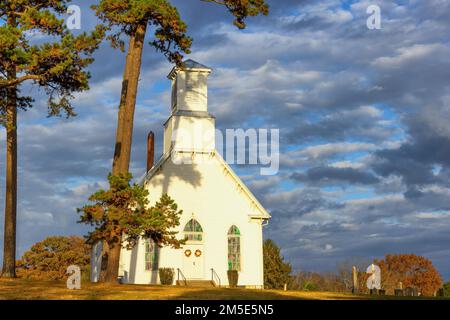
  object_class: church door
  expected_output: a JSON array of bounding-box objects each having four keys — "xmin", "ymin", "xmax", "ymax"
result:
[
  {"xmin": 182, "ymin": 219, "xmax": 204, "ymax": 279},
  {"xmin": 183, "ymin": 244, "xmax": 204, "ymax": 279}
]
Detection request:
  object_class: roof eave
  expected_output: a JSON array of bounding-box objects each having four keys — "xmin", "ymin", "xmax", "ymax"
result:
[{"xmin": 167, "ymin": 65, "xmax": 212, "ymax": 80}]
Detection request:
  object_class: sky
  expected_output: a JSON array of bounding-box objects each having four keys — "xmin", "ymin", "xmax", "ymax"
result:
[{"xmin": 1, "ymin": 0, "xmax": 450, "ymax": 280}]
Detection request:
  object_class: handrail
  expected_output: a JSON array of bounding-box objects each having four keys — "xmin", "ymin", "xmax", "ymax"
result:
[
  {"xmin": 211, "ymin": 268, "xmax": 221, "ymax": 287},
  {"xmin": 177, "ymin": 268, "xmax": 187, "ymax": 286}
]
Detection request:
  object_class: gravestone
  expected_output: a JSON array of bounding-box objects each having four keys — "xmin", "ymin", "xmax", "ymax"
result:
[
  {"xmin": 394, "ymin": 289, "xmax": 404, "ymax": 296},
  {"xmin": 404, "ymin": 287, "xmax": 418, "ymax": 297},
  {"xmin": 352, "ymin": 266, "xmax": 359, "ymax": 294}
]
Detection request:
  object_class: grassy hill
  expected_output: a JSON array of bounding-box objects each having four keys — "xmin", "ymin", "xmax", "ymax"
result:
[{"xmin": 0, "ymin": 278, "xmax": 447, "ymax": 300}]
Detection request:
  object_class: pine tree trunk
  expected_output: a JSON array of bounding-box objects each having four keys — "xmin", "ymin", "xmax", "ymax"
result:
[
  {"xmin": 1, "ymin": 67, "xmax": 18, "ymax": 278},
  {"xmin": 104, "ymin": 22, "xmax": 147, "ymax": 283}
]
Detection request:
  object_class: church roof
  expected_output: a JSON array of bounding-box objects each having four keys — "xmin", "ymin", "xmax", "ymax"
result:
[
  {"xmin": 167, "ymin": 59, "xmax": 212, "ymax": 79},
  {"xmin": 182, "ymin": 59, "xmax": 211, "ymax": 70},
  {"xmin": 140, "ymin": 151, "xmax": 271, "ymax": 220}
]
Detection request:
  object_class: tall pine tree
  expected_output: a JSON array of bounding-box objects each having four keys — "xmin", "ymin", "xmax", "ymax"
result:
[
  {"xmin": 77, "ymin": 173, "xmax": 185, "ymax": 280},
  {"xmin": 93, "ymin": 0, "xmax": 269, "ymax": 283},
  {"xmin": 0, "ymin": 0, "xmax": 104, "ymax": 277}
]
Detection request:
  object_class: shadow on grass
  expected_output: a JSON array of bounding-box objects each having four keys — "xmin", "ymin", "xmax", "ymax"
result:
[
  {"xmin": 170, "ymin": 287, "xmax": 367, "ymax": 300},
  {"xmin": 171, "ymin": 288, "xmax": 304, "ymax": 300}
]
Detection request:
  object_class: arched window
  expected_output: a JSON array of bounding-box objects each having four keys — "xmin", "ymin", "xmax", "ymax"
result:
[
  {"xmin": 184, "ymin": 219, "xmax": 203, "ymax": 242},
  {"xmin": 227, "ymin": 225, "xmax": 241, "ymax": 271},
  {"xmin": 144, "ymin": 239, "xmax": 158, "ymax": 271}
]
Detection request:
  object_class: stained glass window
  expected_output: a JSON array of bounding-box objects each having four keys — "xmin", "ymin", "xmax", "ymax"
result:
[
  {"xmin": 228, "ymin": 225, "xmax": 241, "ymax": 271},
  {"xmin": 144, "ymin": 239, "xmax": 158, "ymax": 271},
  {"xmin": 184, "ymin": 219, "xmax": 203, "ymax": 242}
]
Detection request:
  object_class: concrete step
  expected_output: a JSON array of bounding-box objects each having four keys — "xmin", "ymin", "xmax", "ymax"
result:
[{"xmin": 176, "ymin": 280, "xmax": 216, "ymax": 287}]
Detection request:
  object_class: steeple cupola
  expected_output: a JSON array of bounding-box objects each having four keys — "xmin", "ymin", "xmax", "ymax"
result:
[
  {"xmin": 168, "ymin": 59, "xmax": 212, "ymax": 113},
  {"xmin": 163, "ymin": 60, "xmax": 215, "ymax": 155}
]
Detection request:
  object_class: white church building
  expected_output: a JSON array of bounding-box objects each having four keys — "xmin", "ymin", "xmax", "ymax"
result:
[{"xmin": 92, "ymin": 60, "xmax": 270, "ymax": 288}]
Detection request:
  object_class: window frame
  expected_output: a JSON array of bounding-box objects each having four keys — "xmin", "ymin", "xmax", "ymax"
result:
[
  {"xmin": 144, "ymin": 239, "xmax": 158, "ymax": 271},
  {"xmin": 183, "ymin": 219, "xmax": 204, "ymax": 243},
  {"xmin": 227, "ymin": 225, "xmax": 242, "ymax": 271}
]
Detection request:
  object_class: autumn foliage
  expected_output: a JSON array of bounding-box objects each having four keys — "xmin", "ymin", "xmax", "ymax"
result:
[
  {"xmin": 16, "ymin": 236, "xmax": 90, "ymax": 280},
  {"xmin": 375, "ymin": 254, "xmax": 443, "ymax": 296}
]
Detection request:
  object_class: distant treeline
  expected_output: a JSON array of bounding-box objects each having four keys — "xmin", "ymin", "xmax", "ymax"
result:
[{"xmin": 264, "ymin": 240, "xmax": 447, "ymax": 297}]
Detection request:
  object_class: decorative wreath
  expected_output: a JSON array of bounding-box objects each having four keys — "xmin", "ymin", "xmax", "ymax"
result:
[
  {"xmin": 195, "ymin": 249, "xmax": 202, "ymax": 257},
  {"xmin": 184, "ymin": 249, "xmax": 192, "ymax": 257}
]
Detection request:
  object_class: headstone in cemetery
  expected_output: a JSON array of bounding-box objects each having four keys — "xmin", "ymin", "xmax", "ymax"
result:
[
  {"xmin": 352, "ymin": 266, "xmax": 359, "ymax": 294},
  {"xmin": 437, "ymin": 288, "xmax": 445, "ymax": 297},
  {"xmin": 394, "ymin": 289, "xmax": 404, "ymax": 296},
  {"xmin": 394, "ymin": 281, "xmax": 404, "ymax": 296},
  {"xmin": 404, "ymin": 287, "xmax": 412, "ymax": 296},
  {"xmin": 404, "ymin": 287, "xmax": 418, "ymax": 297}
]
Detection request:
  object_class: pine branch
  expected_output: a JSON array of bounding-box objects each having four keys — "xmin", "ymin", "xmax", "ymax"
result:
[{"xmin": 0, "ymin": 74, "xmax": 41, "ymax": 88}]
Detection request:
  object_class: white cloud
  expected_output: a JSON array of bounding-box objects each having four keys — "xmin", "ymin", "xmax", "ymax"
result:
[
  {"xmin": 372, "ymin": 44, "xmax": 446, "ymax": 69},
  {"xmin": 298, "ymin": 142, "xmax": 376, "ymax": 160}
]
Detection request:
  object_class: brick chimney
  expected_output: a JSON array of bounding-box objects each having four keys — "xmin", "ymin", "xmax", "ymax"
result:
[{"xmin": 147, "ymin": 131, "xmax": 154, "ymax": 172}]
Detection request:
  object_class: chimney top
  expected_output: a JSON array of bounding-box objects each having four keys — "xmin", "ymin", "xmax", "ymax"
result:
[{"xmin": 147, "ymin": 131, "xmax": 155, "ymax": 173}]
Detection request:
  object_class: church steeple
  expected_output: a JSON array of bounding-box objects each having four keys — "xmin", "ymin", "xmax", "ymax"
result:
[
  {"xmin": 163, "ymin": 60, "xmax": 215, "ymax": 155},
  {"xmin": 168, "ymin": 59, "xmax": 212, "ymax": 113}
]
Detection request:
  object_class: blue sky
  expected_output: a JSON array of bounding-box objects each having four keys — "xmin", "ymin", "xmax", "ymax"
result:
[{"xmin": 1, "ymin": 0, "xmax": 450, "ymax": 280}]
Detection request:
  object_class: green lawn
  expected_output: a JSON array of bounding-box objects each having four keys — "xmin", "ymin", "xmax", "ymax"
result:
[{"xmin": 0, "ymin": 278, "xmax": 446, "ymax": 300}]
